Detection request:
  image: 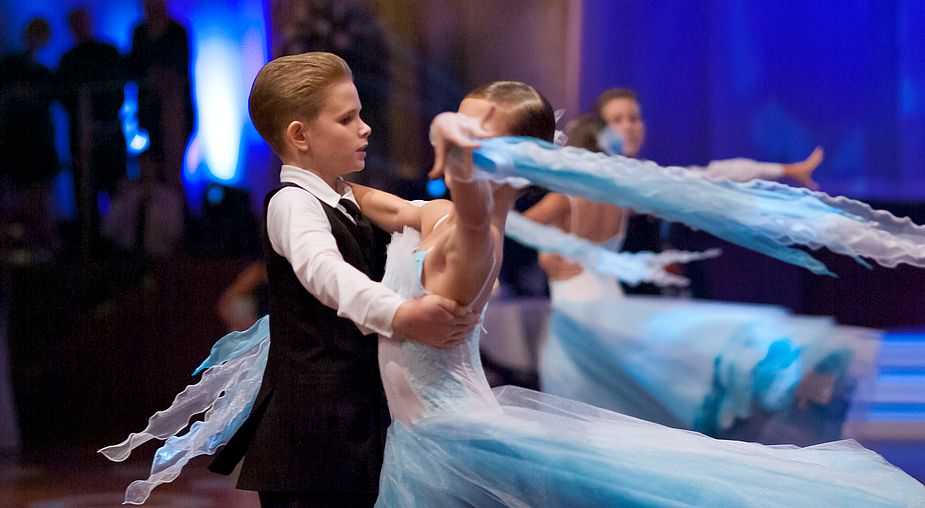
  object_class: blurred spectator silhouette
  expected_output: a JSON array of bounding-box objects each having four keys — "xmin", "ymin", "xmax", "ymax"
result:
[
  {"xmin": 122, "ymin": 0, "xmax": 194, "ymax": 256},
  {"xmin": 0, "ymin": 16, "xmax": 61, "ymax": 469},
  {"xmin": 58, "ymin": 8, "xmax": 127, "ymax": 261},
  {"xmin": 0, "ymin": 18, "xmax": 62, "ymax": 264},
  {"xmin": 216, "ymin": 260, "xmax": 268, "ymax": 333}
]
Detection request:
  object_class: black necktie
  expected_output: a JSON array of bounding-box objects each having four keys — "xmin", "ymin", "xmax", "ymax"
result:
[
  {"xmin": 339, "ymin": 198, "xmax": 361, "ymax": 222},
  {"xmin": 339, "ymin": 198, "xmax": 375, "ymax": 258}
]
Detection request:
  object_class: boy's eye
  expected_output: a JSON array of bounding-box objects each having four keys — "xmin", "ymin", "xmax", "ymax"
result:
[{"xmin": 340, "ymin": 116, "xmax": 352, "ymax": 125}]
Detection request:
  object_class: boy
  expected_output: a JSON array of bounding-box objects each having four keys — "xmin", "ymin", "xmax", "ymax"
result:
[{"xmin": 209, "ymin": 52, "xmax": 478, "ymax": 508}]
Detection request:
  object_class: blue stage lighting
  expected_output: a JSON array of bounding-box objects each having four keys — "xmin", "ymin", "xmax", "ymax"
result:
[{"xmin": 427, "ymin": 179, "xmax": 447, "ymax": 197}]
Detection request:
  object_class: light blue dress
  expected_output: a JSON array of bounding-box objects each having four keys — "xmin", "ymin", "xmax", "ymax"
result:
[
  {"xmin": 374, "ymin": 227, "xmax": 925, "ymax": 507},
  {"xmin": 505, "ymin": 208, "xmax": 854, "ymax": 443}
]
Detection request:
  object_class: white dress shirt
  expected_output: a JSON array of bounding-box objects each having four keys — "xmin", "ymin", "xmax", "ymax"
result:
[{"xmin": 267, "ymin": 165, "xmax": 405, "ymax": 337}]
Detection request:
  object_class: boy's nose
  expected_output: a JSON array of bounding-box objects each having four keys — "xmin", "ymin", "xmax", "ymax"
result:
[{"xmin": 359, "ymin": 120, "xmax": 371, "ymax": 138}]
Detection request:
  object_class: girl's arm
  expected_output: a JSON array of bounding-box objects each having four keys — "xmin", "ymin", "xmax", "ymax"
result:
[
  {"xmin": 350, "ymin": 183, "xmax": 424, "ymax": 233},
  {"xmin": 429, "ymin": 112, "xmax": 498, "ymax": 304},
  {"xmin": 429, "ymin": 112, "xmax": 494, "ymax": 250}
]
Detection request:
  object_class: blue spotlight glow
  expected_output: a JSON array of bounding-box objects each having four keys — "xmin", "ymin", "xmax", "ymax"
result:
[
  {"xmin": 185, "ymin": 0, "xmax": 268, "ymax": 184},
  {"xmin": 206, "ymin": 183, "xmax": 226, "ymax": 204},
  {"xmin": 130, "ymin": 133, "xmax": 150, "ymax": 153},
  {"xmin": 194, "ymin": 37, "xmax": 243, "ymax": 181},
  {"xmin": 121, "ymin": 82, "xmax": 149, "ymax": 156},
  {"xmin": 426, "ymin": 179, "xmax": 447, "ymax": 197}
]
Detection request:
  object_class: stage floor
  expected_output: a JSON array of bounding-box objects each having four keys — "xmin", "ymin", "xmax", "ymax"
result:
[
  {"xmin": 1, "ymin": 247, "xmax": 923, "ymax": 507},
  {"xmin": 1, "ymin": 438, "xmax": 922, "ymax": 508},
  {"xmin": 1, "ymin": 449, "xmax": 259, "ymax": 508}
]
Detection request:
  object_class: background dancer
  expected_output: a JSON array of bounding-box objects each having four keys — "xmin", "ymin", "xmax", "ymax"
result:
[{"xmin": 522, "ymin": 113, "xmax": 853, "ymax": 444}]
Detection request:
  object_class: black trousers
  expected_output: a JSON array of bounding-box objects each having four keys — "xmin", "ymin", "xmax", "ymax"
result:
[{"xmin": 258, "ymin": 491, "xmax": 378, "ymax": 508}]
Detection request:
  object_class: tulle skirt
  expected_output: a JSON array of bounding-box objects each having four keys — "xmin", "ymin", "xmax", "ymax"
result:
[
  {"xmin": 540, "ymin": 295, "xmax": 858, "ymax": 443},
  {"xmin": 376, "ymin": 385, "xmax": 925, "ymax": 507}
]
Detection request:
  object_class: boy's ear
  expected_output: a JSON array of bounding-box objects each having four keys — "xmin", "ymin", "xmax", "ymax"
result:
[{"xmin": 285, "ymin": 120, "xmax": 311, "ymax": 154}]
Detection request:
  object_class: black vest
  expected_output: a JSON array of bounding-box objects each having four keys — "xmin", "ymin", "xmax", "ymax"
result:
[{"xmin": 211, "ymin": 183, "xmax": 391, "ymax": 494}]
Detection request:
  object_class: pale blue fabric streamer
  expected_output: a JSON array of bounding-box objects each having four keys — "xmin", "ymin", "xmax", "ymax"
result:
[
  {"xmin": 194, "ymin": 314, "xmax": 270, "ymax": 374},
  {"xmin": 472, "ymin": 137, "xmax": 925, "ymax": 275},
  {"xmin": 503, "ymin": 211, "xmax": 721, "ymax": 286},
  {"xmin": 100, "ymin": 316, "xmax": 270, "ymax": 504}
]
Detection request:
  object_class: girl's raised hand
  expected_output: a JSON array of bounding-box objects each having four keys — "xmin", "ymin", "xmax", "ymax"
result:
[{"xmin": 428, "ymin": 111, "xmax": 494, "ymax": 181}]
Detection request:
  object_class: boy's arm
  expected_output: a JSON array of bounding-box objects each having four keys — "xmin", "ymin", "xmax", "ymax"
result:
[
  {"xmin": 269, "ymin": 188, "xmax": 476, "ymax": 346},
  {"xmin": 349, "ymin": 183, "xmax": 424, "ymax": 233},
  {"xmin": 269, "ymin": 188, "xmax": 402, "ymax": 336},
  {"xmin": 392, "ymin": 295, "xmax": 478, "ymax": 348}
]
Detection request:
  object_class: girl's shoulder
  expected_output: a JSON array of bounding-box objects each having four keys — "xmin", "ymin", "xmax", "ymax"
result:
[{"xmin": 420, "ymin": 199, "xmax": 454, "ymax": 231}]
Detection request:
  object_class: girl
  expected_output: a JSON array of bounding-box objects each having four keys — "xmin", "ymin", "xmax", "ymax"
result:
[{"xmin": 352, "ymin": 82, "xmax": 924, "ymax": 507}]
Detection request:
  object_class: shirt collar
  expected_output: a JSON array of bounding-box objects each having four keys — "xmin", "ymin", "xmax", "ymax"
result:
[{"xmin": 280, "ymin": 165, "xmax": 356, "ymax": 208}]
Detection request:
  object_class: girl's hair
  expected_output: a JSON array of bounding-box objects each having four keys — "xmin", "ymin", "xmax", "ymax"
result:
[
  {"xmin": 592, "ymin": 87, "xmax": 639, "ymax": 119},
  {"xmin": 563, "ymin": 113, "xmax": 606, "ymax": 153},
  {"xmin": 466, "ymin": 81, "xmax": 556, "ymax": 143},
  {"xmin": 248, "ymin": 52, "xmax": 353, "ymax": 155}
]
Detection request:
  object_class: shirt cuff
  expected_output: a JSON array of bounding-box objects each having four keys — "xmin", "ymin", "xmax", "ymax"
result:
[{"xmin": 351, "ymin": 292, "xmax": 405, "ymax": 337}]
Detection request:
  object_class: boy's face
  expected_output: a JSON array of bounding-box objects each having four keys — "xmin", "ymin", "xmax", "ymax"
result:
[
  {"xmin": 305, "ymin": 79, "xmax": 371, "ymax": 178},
  {"xmin": 458, "ymin": 97, "xmax": 513, "ymax": 137},
  {"xmin": 600, "ymin": 97, "xmax": 645, "ymax": 158}
]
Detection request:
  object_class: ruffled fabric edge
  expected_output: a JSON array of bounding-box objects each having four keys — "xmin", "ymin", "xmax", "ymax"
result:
[
  {"xmin": 504, "ymin": 210, "xmax": 720, "ymax": 286},
  {"xmin": 472, "ymin": 137, "xmax": 925, "ymax": 276},
  {"xmin": 98, "ymin": 316, "xmax": 270, "ymax": 504}
]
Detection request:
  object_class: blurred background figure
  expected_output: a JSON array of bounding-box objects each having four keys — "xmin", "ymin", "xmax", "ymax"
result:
[
  {"xmin": 125, "ymin": 0, "xmax": 194, "ymax": 256},
  {"xmin": 57, "ymin": 8, "xmax": 127, "ymax": 263},
  {"xmin": 593, "ymin": 88, "xmax": 823, "ymax": 297},
  {"xmin": 0, "ymin": 15, "xmax": 60, "ymax": 474},
  {"xmin": 216, "ymin": 260, "xmax": 268, "ymax": 333},
  {"xmin": 0, "ymin": 17, "xmax": 62, "ymax": 264},
  {"xmin": 276, "ymin": 0, "xmax": 391, "ymax": 188}
]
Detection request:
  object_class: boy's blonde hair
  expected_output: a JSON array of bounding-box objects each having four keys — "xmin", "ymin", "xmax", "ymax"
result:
[{"xmin": 249, "ymin": 52, "xmax": 353, "ymax": 155}]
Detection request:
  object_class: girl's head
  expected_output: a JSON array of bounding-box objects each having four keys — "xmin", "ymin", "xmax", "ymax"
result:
[
  {"xmin": 461, "ymin": 81, "xmax": 555, "ymax": 143},
  {"xmin": 249, "ymin": 52, "xmax": 353, "ymax": 155}
]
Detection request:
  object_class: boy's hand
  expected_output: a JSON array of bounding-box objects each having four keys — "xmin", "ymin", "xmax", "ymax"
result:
[
  {"xmin": 428, "ymin": 111, "xmax": 492, "ymax": 181},
  {"xmin": 392, "ymin": 295, "xmax": 480, "ymax": 349}
]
